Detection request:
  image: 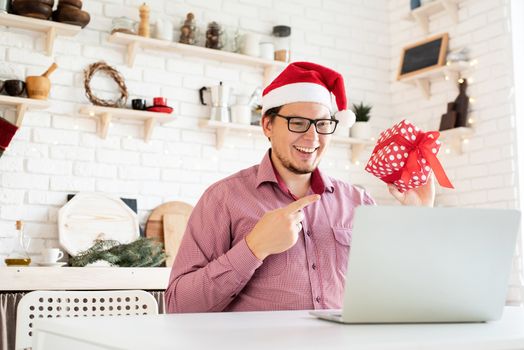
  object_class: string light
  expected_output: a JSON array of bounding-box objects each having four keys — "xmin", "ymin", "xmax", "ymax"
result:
[
  {"xmin": 445, "ymin": 148, "xmax": 451, "ymax": 154},
  {"xmin": 445, "ymin": 75, "xmax": 450, "ymax": 81},
  {"xmin": 469, "ymin": 97, "xmax": 476, "ymax": 104},
  {"xmin": 468, "ymin": 118, "xmax": 475, "ymax": 124},
  {"xmin": 89, "ymin": 111, "xmax": 95, "ymax": 117},
  {"xmin": 458, "ymin": 78, "xmax": 464, "ymax": 84},
  {"xmin": 354, "ymin": 160, "xmax": 360, "ymax": 166},
  {"xmin": 462, "ymin": 138, "xmax": 470, "ymax": 144},
  {"xmin": 469, "ymin": 59, "xmax": 479, "ymax": 66},
  {"xmin": 247, "ymin": 132, "xmax": 252, "ymax": 137}
]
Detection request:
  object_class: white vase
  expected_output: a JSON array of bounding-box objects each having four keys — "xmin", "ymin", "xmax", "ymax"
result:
[{"xmin": 350, "ymin": 122, "xmax": 372, "ymax": 139}]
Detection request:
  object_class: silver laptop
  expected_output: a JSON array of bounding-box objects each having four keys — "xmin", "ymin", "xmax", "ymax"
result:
[{"xmin": 310, "ymin": 206, "xmax": 520, "ymax": 323}]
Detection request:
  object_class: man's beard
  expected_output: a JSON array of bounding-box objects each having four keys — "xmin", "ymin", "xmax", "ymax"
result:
[{"xmin": 273, "ymin": 148, "xmax": 317, "ymax": 175}]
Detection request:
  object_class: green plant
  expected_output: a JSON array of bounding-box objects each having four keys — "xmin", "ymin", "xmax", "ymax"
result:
[
  {"xmin": 352, "ymin": 102, "xmax": 372, "ymax": 122},
  {"xmin": 70, "ymin": 237, "xmax": 166, "ymax": 267}
]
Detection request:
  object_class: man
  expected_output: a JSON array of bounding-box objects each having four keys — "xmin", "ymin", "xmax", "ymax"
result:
[{"xmin": 166, "ymin": 62, "xmax": 434, "ymax": 313}]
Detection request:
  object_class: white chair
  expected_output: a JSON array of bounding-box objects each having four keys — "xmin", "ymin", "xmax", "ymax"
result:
[{"xmin": 15, "ymin": 290, "xmax": 158, "ymax": 350}]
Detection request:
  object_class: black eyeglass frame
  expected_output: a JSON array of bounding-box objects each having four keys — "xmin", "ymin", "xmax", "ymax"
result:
[{"xmin": 274, "ymin": 114, "xmax": 339, "ymax": 135}]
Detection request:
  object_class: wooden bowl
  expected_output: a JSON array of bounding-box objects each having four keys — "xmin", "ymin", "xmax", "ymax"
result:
[
  {"xmin": 52, "ymin": 8, "xmax": 90, "ymax": 28},
  {"xmin": 58, "ymin": 0, "xmax": 82, "ymax": 9},
  {"xmin": 11, "ymin": 1, "xmax": 53, "ymax": 19},
  {"xmin": 25, "ymin": 76, "xmax": 50, "ymax": 100}
]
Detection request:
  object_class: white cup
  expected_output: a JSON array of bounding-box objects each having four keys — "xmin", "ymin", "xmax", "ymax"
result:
[
  {"xmin": 231, "ymin": 105, "xmax": 252, "ymax": 125},
  {"xmin": 41, "ymin": 248, "xmax": 64, "ymax": 263},
  {"xmin": 239, "ymin": 33, "xmax": 260, "ymax": 57},
  {"xmin": 155, "ymin": 18, "xmax": 174, "ymax": 41},
  {"xmin": 259, "ymin": 42, "xmax": 274, "ymax": 60}
]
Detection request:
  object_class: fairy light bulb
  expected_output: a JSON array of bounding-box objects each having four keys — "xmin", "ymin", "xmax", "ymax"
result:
[
  {"xmin": 458, "ymin": 78, "xmax": 464, "ymax": 84},
  {"xmin": 89, "ymin": 111, "xmax": 95, "ymax": 117},
  {"xmin": 463, "ymin": 138, "xmax": 470, "ymax": 144},
  {"xmin": 469, "ymin": 97, "xmax": 476, "ymax": 104},
  {"xmin": 445, "ymin": 148, "xmax": 451, "ymax": 154},
  {"xmin": 468, "ymin": 118, "xmax": 475, "ymax": 124}
]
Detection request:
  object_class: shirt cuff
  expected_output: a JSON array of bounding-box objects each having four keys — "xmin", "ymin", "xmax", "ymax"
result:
[{"xmin": 226, "ymin": 238, "xmax": 263, "ymax": 281}]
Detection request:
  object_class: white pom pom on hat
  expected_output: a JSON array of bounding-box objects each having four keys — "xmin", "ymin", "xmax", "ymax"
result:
[{"xmin": 262, "ymin": 61, "xmax": 355, "ymax": 129}]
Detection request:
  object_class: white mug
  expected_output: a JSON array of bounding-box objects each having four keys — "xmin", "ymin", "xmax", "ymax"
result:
[
  {"xmin": 259, "ymin": 42, "xmax": 274, "ymax": 60},
  {"xmin": 41, "ymin": 248, "xmax": 64, "ymax": 263},
  {"xmin": 239, "ymin": 33, "xmax": 260, "ymax": 57},
  {"xmin": 155, "ymin": 18, "xmax": 174, "ymax": 41},
  {"xmin": 231, "ymin": 105, "xmax": 252, "ymax": 125}
]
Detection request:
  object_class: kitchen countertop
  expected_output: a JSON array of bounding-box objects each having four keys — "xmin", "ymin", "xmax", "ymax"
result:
[{"xmin": 0, "ymin": 266, "xmax": 171, "ymax": 291}]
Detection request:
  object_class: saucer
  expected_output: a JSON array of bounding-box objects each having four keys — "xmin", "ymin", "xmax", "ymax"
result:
[
  {"xmin": 146, "ymin": 105, "xmax": 173, "ymax": 114},
  {"xmin": 37, "ymin": 262, "xmax": 67, "ymax": 267}
]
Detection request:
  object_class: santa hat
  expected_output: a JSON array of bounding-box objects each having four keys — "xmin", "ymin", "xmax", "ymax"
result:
[{"xmin": 262, "ymin": 61, "xmax": 355, "ymax": 128}]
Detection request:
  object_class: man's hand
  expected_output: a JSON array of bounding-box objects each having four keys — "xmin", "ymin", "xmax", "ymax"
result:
[
  {"xmin": 388, "ymin": 173, "xmax": 435, "ymax": 207},
  {"xmin": 245, "ymin": 194, "xmax": 320, "ymax": 260}
]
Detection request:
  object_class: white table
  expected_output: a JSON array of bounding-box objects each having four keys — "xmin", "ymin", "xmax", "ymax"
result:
[{"xmin": 33, "ymin": 307, "xmax": 524, "ymax": 350}]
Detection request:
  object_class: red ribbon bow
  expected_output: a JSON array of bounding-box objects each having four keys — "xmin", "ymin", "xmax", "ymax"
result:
[{"xmin": 371, "ymin": 131, "xmax": 454, "ymax": 189}]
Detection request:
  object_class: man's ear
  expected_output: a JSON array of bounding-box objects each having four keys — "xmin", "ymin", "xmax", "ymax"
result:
[{"xmin": 261, "ymin": 115, "xmax": 272, "ymax": 139}]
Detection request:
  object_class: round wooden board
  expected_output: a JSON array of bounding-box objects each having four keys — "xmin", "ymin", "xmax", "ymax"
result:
[{"xmin": 145, "ymin": 201, "xmax": 193, "ymax": 244}]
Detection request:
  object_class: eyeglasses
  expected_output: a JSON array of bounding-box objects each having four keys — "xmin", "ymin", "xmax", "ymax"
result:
[{"xmin": 275, "ymin": 114, "xmax": 339, "ymax": 135}]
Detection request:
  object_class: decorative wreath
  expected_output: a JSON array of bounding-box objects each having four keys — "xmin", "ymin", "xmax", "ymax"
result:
[{"xmin": 84, "ymin": 61, "xmax": 128, "ymax": 108}]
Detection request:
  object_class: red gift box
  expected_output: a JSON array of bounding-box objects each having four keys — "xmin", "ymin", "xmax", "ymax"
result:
[{"xmin": 365, "ymin": 119, "xmax": 453, "ymax": 193}]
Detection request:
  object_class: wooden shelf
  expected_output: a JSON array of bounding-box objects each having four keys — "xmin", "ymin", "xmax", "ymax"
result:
[
  {"xmin": 0, "ymin": 13, "xmax": 82, "ymax": 56},
  {"xmin": 439, "ymin": 126, "xmax": 473, "ymax": 154},
  {"xmin": 199, "ymin": 119, "xmax": 374, "ymax": 163},
  {"xmin": 403, "ymin": 0, "xmax": 460, "ymax": 34},
  {"xmin": 398, "ymin": 61, "xmax": 469, "ymax": 99},
  {"xmin": 0, "ymin": 95, "xmax": 49, "ymax": 126},
  {"xmin": 107, "ymin": 32, "xmax": 287, "ymax": 86},
  {"xmin": 78, "ymin": 105, "xmax": 175, "ymax": 142},
  {"xmin": 0, "ymin": 266, "xmax": 171, "ymax": 291}
]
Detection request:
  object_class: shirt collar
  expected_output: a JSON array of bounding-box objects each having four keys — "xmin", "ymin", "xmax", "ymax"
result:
[{"xmin": 256, "ymin": 149, "xmax": 334, "ymax": 196}]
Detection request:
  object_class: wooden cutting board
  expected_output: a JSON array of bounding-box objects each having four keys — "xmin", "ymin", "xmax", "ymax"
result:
[
  {"xmin": 145, "ymin": 201, "xmax": 193, "ymax": 266},
  {"xmin": 58, "ymin": 192, "xmax": 140, "ymax": 256}
]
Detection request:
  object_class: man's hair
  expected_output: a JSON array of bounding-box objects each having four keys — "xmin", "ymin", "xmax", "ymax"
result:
[{"xmin": 263, "ymin": 106, "xmax": 282, "ymax": 121}]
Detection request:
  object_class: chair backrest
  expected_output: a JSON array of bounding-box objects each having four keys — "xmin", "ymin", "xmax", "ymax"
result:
[{"xmin": 15, "ymin": 289, "xmax": 158, "ymax": 350}]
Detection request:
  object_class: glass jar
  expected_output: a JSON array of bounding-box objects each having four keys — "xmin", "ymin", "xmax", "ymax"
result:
[
  {"xmin": 273, "ymin": 25, "xmax": 291, "ymax": 62},
  {"xmin": 4, "ymin": 220, "xmax": 31, "ymax": 266},
  {"xmin": 0, "ymin": 0, "xmax": 10, "ymax": 14},
  {"xmin": 111, "ymin": 16, "xmax": 136, "ymax": 35}
]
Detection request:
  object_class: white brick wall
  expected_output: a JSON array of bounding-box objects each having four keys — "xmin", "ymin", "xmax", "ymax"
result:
[{"xmin": 0, "ymin": 0, "xmax": 522, "ymax": 301}]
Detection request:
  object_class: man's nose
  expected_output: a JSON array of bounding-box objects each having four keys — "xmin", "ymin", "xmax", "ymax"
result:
[{"xmin": 303, "ymin": 122, "xmax": 319, "ymax": 139}]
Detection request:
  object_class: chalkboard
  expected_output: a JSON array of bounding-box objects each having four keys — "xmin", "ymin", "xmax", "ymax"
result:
[{"xmin": 397, "ymin": 33, "xmax": 449, "ymax": 80}]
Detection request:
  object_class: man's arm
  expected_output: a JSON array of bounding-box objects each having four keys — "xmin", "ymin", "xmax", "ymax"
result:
[{"xmin": 165, "ymin": 190, "xmax": 262, "ymax": 313}]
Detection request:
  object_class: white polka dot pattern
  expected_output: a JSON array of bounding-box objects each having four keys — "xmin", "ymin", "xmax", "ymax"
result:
[{"xmin": 365, "ymin": 120, "xmax": 440, "ymax": 193}]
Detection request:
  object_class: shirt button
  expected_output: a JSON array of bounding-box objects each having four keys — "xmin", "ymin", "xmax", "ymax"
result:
[
  {"xmin": 306, "ymin": 231, "xmax": 312, "ymax": 237},
  {"xmin": 311, "ymin": 263, "xmax": 316, "ymax": 270},
  {"xmin": 315, "ymin": 296, "xmax": 321, "ymax": 303}
]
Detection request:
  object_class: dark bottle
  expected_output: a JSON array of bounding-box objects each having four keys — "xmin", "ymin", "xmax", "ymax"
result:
[{"xmin": 454, "ymin": 79, "xmax": 469, "ymax": 128}]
